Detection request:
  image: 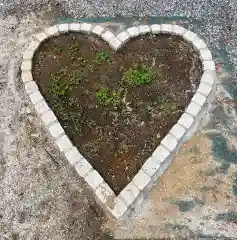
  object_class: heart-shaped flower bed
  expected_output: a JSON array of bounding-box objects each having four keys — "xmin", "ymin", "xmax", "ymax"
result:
[{"xmin": 21, "ymin": 23, "xmax": 216, "ymax": 219}]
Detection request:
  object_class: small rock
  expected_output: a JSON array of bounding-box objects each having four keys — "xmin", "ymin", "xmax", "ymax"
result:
[
  {"xmin": 25, "ymin": 107, "xmax": 31, "ymax": 113},
  {"xmin": 31, "ymin": 133, "xmax": 40, "ymax": 138},
  {"xmin": 126, "ymin": 105, "xmax": 132, "ymax": 112}
]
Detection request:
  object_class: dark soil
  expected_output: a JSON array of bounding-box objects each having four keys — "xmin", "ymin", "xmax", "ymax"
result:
[{"xmin": 32, "ymin": 32, "xmax": 202, "ymax": 195}]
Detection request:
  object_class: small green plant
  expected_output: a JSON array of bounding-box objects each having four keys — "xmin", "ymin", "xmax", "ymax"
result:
[
  {"xmin": 95, "ymin": 50, "xmax": 112, "ymax": 64},
  {"xmin": 51, "ymin": 97, "xmax": 82, "ymax": 135},
  {"xmin": 68, "ymin": 42, "xmax": 80, "ymax": 54},
  {"xmin": 155, "ymin": 95, "xmax": 178, "ymax": 115},
  {"xmin": 123, "ymin": 65, "xmax": 155, "ymax": 85},
  {"xmin": 49, "ymin": 68, "xmax": 82, "ymax": 98},
  {"xmin": 68, "ymin": 42, "xmax": 87, "ymax": 63},
  {"xmin": 53, "ymin": 45, "xmax": 63, "ymax": 54},
  {"xmin": 155, "ymin": 95, "xmax": 168, "ymax": 105},
  {"xmin": 50, "ymin": 75, "xmax": 68, "ymax": 96},
  {"xmin": 74, "ymin": 56, "xmax": 87, "ymax": 66},
  {"xmin": 95, "ymin": 87, "xmax": 122, "ymax": 109},
  {"xmin": 68, "ymin": 69, "xmax": 83, "ymax": 85},
  {"xmin": 96, "ymin": 87, "xmax": 110, "ymax": 103}
]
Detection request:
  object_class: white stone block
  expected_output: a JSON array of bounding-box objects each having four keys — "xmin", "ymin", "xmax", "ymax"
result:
[
  {"xmin": 85, "ymin": 170, "xmax": 104, "ymax": 189},
  {"xmin": 153, "ymin": 154, "xmax": 173, "ymax": 181},
  {"xmin": 109, "ymin": 37, "xmax": 121, "ymax": 50},
  {"xmin": 45, "ymin": 26, "xmax": 59, "ymax": 36},
  {"xmin": 55, "ymin": 134, "xmax": 73, "ymax": 153},
  {"xmin": 41, "ymin": 110, "xmax": 57, "ymax": 126},
  {"xmin": 138, "ymin": 25, "xmax": 150, "ymax": 34},
  {"xmin": 172, "ymin": 25, "xmax": 186, "ymax": 36},
  {"xmin": 183, "ymin": 31, "xmax": 197, "ymax": 42},
  {"xmin": 203, "ymin": 60, "xmax": 215, "ymax": 71},
  {"xmin": 127, "ymin": 26, "xmax": 140, "ymax": 37},
  {"xmin": 143, "ymin": 178, "xmax": 155, "ymax": 194},
  {"xmin": 178, "ymin": 113, "xmax": 194, "ymax": 129},
  {"xmin": 48, "ymin": 122, "xmax": 64, "ymax": 138},
  {"xmin": 170, "ymin": 124, "xmax": 186, "ymax": 141},
  {"xmin": 75, "ymin": 157, "xmax": 93, "ymax": 177},
  {"xmin": 24, "ymin": 81, "xmax": 38, "ymax": 94},
  {"xmin": 186, "ymin": 101, "xmax": 202, "ymax": 117},
  {"xmin": 200, "ymin": 49, "xmax": 212, "ymax": 61},
  {"xmin": 161, "ymin": 134, "xmax": 178, "ymax": 152},
  {"xmin": 23, "ymin": 50, "xmax": 34, "ymax": 60},
  {"xmin": 58, "ymin": 23, "xmax": 69, "ymax": 33},
  {"xmin": 192, "ymin": 37, "xmax": 207, "ymax": 50},
  {"xmin": 27, "ymin": 41, "xmax": 40, "ymax": 51},
  {"xmin": 161, "ymin": 24, "xmax": 172, "ymax": 33},
  {"xmin": 34, "ymin": 100, "xmax": 49, "ymax": 114},
  {"xmin": 95, "ymin": 182, "xmax": 115, "ymax": 204},
  {"xmin": 119, "ymin": 182, "xmax": 140, "ymax": 206},
  {"xmin": 65, "ymin": 147, "xmax": 83, "ymax": 166},
  {"xmin": 197, "ymin": 82, "xmax": 212, "ymax": 97},
  {"xmin": 150, "ymin": 24, "xmax": 161, "ymax": 34},
  {"xmin": 191, "ymin": 92, "xmax": 207, "ymax": 107},
  {"xmin": 21, "ymin": 60, "xmax": 32, "ymax": 72},
  {"xmin": 92, "ymin": 25, "xmax": 104, "ymax": 36},
  {"xmin": 69, "ymin": 23, "xmax": 81, "ymax": 31},
  {"xmin": 132, "ymin": 192, "xmax": 144, "ymax": 207},
  {"xmin": 152, "ymin": 145, "xmax": 170, "ymax": 164},
  {"xmin": 29, "ymin": 91, "xmax": 43, "ymax": 104},
  {"xmin": 35, "ymin": 32, "xmax": 48, "ymax": 42},
  {"xmin": 109, "ymin": 197, "xmax": 127, "ymax": 219},
  {"xmin": 133, "ymin": 170, "xmax": 151, "ymax": 191},
  {"xmin": 116, "ymin": 31, "xmax": 130, "ymax": 43},
  {"xmin": 142, "ymin": 157, "xmax": 160, "ymax": 178},
  {"xmin": 101, "ymin": 31, "xmax": 115, "ymax": 42},
  {"xmin": 80, "ymin": 22, "xmax": 92, "ymax": 33},
  {"xmin": 21, "ymin": 71, "xmax": 33, "ymax": 83},
  {"xmin": 201, "ymin": 70, "xmax": 215, "ymax": 86}
]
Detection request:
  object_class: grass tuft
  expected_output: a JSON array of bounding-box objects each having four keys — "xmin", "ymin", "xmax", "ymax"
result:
[{"xmin": 123, "ymin": 64, "xmax": 155, "ymax": 85}]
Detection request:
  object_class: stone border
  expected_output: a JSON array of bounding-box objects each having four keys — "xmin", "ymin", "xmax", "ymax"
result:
[{"xmin": 21, "ymin": 23, "xmax": 216, "ymax": 220}]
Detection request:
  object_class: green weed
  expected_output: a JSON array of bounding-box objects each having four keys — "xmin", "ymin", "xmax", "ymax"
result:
[
  {"xmin": 123, "ymin": 65, "xmax": 155, "ymax": 85},
  {"xmin": 68, "ymin": 42, "xmax": 80, "ymax": 55},
  {"xmin": 51, "ymin": 97, "xmax": 82, "ymax": 135},
  {"xmin": 155, "ymin": 95, "xmax": 178, "ymax": 115},
  {"xmin": 68, "ymin": 42, "xmax": 87, "ymax": 65},
  {"xmin": 49, "ymin": 68, "xmax": 82, "ymax": 98},
  {"xmin": 74, "ymin": 56, "xmax": 87, "ymax": 66},
  {"xmin": 95, "ymin": 50, "xmax": 112, "ymax": 64},
  {"xmin": 95, "ymin": 87, "xmax": 123, "ymax": 109},
  {"xmin": 53, "ymin": 45, "xmax": 63, "ymax": 54},
  {"xmin": 48, "ymin": 66, "xmax": 84, "ymax": 135}
]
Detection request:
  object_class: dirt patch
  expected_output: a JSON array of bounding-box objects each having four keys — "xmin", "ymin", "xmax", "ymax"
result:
[
  {"xmin": 150, "ymin": 135, "xmax": 214, "ymax": 214},
  {"xmin": 32, "ymin": 32, "xmax": 202, "ymax": 194},
  {"xmin": 110, "ymin": 134, "xmax": 237, "ymax": 239},
  {"xmin": 149, "ymin": 134, "xmax": 237, "ymax": 221}
]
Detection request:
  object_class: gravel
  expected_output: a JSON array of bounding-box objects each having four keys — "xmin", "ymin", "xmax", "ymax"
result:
[
  {"xmin": 0, "ymin": 11, "xmax": 106, "ymax": 240},
  {"xmin": 1, "ymin": 0, "xmax": 237, "ymax": 239}
]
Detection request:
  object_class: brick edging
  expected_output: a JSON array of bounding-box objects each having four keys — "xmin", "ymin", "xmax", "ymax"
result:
[{"xmin": 21, "ymin": 23, "xmax": 216, "ymax": 220}]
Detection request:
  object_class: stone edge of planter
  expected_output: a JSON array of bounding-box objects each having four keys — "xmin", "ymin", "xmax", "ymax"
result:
[{"xmin": 21, "ymin": 23, "xmax": 216, "ymax": 220}]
